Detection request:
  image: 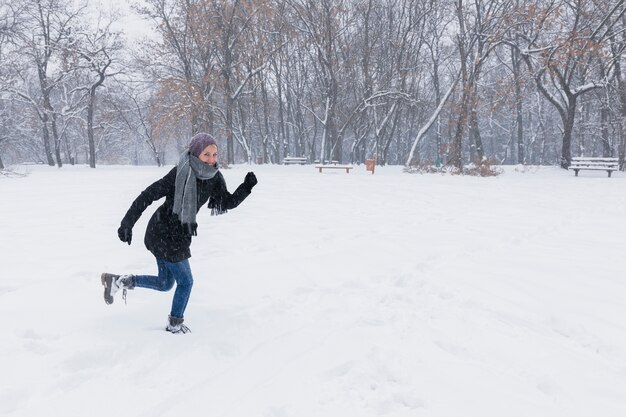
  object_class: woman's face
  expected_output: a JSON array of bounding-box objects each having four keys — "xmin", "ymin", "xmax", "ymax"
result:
[{"xmin": 198, "ymin": 144, "xmax": 218, "ymax": 165}]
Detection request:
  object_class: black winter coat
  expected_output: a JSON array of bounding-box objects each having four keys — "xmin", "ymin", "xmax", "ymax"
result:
[{"xmin": 121, "ymin": 167, "xmax": 251, "ymax": 262}]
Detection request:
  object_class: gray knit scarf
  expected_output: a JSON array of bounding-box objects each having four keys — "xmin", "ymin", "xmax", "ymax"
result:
[{"xmin": 173, "ymin": 151, "xmax": 219, "ymax": 235}]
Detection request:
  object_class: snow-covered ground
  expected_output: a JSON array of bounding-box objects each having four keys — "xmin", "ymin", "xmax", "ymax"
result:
[{"xmin": 1, "ymin": 163, "xmax": 626, "ymax": 417}]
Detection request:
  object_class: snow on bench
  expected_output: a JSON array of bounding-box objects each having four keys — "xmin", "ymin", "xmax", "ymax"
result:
[
  {"xmin": 315, "ymin": 164, "xmax": 354, "ymax": 173},
  {"xmin": 569, "ymin": 157, "xmax": 619, "ymax": 178},
  {"xmin": 283, "ymin": 157, "xmax": 308, "ymax": 165}
]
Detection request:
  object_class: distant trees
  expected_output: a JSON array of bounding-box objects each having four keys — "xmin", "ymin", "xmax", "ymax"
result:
[
  {"xmin": 507, "ymin": 0, "xmax": 626, "ymax": 168},
  {"xmin": 1, "ymin": 0, "xmax": 124, "ymax": 168},
  {"xmin": 2, "ymin": 0, "xmax": 626, "ymax": 170},
  {"xmin": 7, "ymin": 0, "xmax": 85, "ymax": 167},
  {"xmin": 76, "ymin": 14, "xmax": 123, "ymax": 168}
]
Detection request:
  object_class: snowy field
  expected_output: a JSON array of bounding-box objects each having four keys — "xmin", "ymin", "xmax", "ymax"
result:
[{"xmin": 1, "ymin": 163, "xmax": 626, "ymax": 417}]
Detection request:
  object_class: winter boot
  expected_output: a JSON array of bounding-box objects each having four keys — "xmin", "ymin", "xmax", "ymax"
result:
[
  {"xmin": 166, "ymin": 315, "xmax": 191, "ymax": 334},
  {"xmin": 101, "ymin": 273, "xmax": 135, "ymax": 305}
]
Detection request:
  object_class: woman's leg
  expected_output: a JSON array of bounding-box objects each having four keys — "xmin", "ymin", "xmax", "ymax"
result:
[
  {"xmin": 133, "ymin": 259, "xmax": 176, "ymax": 291},
  {"xmin": 167, "ymin": 259, "xmax": 194, "ymax": 319}
]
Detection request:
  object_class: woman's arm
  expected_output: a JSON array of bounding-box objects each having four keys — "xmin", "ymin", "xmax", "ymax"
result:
[
  {"xmin": 208, "ymin": 172, "xmax": 254, "ymax": 215},
  {"xmin": 121, "ymin": 167, "xmax": 177, "ymax": 228}
]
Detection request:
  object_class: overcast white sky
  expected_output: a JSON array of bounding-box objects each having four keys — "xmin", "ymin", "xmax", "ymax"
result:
[{"xmin": 92, "ymin": 0, "xmax": 154, "ymax": 42}]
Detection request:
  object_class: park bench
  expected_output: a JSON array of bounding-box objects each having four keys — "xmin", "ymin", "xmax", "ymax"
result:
[
  {"xmin": 315, "ymin": 163, "xmax": 354, "ymax": 173},
  {"xmin": 283, "ymin": 156, "xmax": 308, "ymax": 165},
  {"xmin": 569, "ymin": 157, "xmax": 619, "ymax": 177}
]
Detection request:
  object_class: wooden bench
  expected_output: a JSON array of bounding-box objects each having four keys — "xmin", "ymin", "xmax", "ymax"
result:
[
  {"xmin": 315, "ymin": 164, "xmax": 354, "ymax": 173},
  {"xmin": 283, "ymin": 156, "xmax": 308, "ymax": 165},
  {"xmin": 569, "ymin": 157, "xmax": 619, "ymax": 177}
]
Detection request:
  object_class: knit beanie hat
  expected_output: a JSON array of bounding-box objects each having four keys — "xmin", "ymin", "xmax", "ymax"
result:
[{"xmin": 188, "ymin": 133, "xmax": 217, "ymax": 157}]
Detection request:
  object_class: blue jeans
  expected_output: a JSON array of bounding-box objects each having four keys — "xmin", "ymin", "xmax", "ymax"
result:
[{"xmin": 134, "ymin": 259, "xmax": 194, "ymax": 319}]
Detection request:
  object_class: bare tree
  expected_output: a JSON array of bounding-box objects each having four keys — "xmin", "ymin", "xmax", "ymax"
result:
[
  {"xmin": 287, "ymin": 0, "xmax": 351, "ymax": 163},
  {"xmin": 137, "ymin": 0, "xmax": 219, "ymax": 137},
  {"xmin": 449, "ymin": 0, "xmax": 514, "ymax": 169},
  {"xmin": 510, "ymin": 0, "xmax": 626, "ymax": 168},
  {"xmin": 74, "ymin": 13, "xmax": 123, "ymax": 167},
  {"xmin": 606, "ymin": 13, "xmax": 626, "ymax": 168},
  {"xmin": 5, "ymin": 0, "xmax": 87, "ymax": 167},
  {"xmin": 0, "ymin": 0, "xmax": 25, "ymax": 168}
]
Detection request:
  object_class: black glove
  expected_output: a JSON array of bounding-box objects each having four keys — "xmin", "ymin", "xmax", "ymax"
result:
[
  {"xmin": 243, "ymin": 171, "xmax": 258, "ymax": 191},
  {"xmin": 117, "ymin": 225, "xmax": 132, "ymax": 245}
]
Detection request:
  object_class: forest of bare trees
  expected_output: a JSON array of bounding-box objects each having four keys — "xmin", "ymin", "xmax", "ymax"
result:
[{"xmin": 2, "ymin": 0, "xmax": 626, "ymax": 171}]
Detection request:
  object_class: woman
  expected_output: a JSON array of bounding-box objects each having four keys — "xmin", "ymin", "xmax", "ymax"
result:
[{"xmin": 101, "ymin": 133, "xmax": 257, "ymax": 334}]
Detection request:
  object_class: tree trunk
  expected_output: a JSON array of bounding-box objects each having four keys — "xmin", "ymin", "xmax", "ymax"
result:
[
  {"xmin": 469, "ymin": 94, "xmax": 484, "ymax": 162},
  {"xmin": 432, "ymin": 58, "xmax": 442, "ymax": 165},
  {"xmin": 561, "ymin": 100, "xmax": 576, "ymax": 168},
  {"xmin": 52, "ymin": 118, "xmax": 63, "ymax": 168},
  {"xmin": 512, "ymin": 46, "xmax": 524, "ymax": 164},
  {"xmin": 613, "ymin": 39, "xmax": 626, "ymax": 168},
  {"xmin": 450, "ymin": 86, "xmax": 469, "ymax": 169},
  {"xmin": 600, "ymin": 104, "xmax": 611, "ymax": 157},
  {"xmin": 617, "ymin": 122, "xmax": 626, "ymax": 170},
  {"xmin": 226, "ymin": 90, "xmax": 235, "ymax": 164},
  {"xmin": 235, "ymin": 102, "xmax": 251, "ymax": 163},
  {"xmin": 407, "ymin": 71, "xmax": 461, "ymax": 166},
  {"xmin": 88, "ymin": 85, "xmax": 97, "ymax": 168},
  {"xmin": 327, "ymin": 78, "xmax": 339, "ymax": 162},
  {"xmin": 223, "ymin": 39, "xmax": 235, "ymax": 164},
  {"xmin": 42, "ymin": 119, "xmax": 55, "ymax": 166},
  {"xmin": 260, "ymin": 78, "xmax": 272, "ymax": 163},
  {"xmin": 331, "ymin": 117, "xmax": 341, "ymax": 162},
  {"xmin": 274, "ymin": 61, "xmax": 289, "ymax": 159},
  {"xmin": 450, "ymin": 0, "xmax": 468, "ymax": 170}
]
